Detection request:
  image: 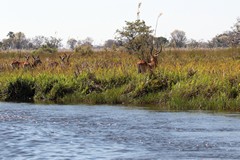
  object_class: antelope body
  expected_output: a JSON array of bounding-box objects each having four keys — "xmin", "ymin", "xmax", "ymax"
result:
[
  {"xmin": 11, "ymin": 55, "xmax": 30, "ymax": 69},
  {"xmin": 137, "ymin": 54, "xmax": 159, "ymax": 73}
]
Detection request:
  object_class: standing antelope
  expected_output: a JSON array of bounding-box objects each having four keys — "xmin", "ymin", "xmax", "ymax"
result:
[
  {"xmin": 23, "ymin": 55, "xmax": 31, "ymax": 68},
  {"xmin": 11, "ymin": 55, "xmax": 31, "ymax": 69},
  {"xmin": 137, "ymin": 45, "xmax": 162, "ymax": 73},
  {"xmin": 32, "ymin": 55, "xmax": 42, "ymax": 67}
]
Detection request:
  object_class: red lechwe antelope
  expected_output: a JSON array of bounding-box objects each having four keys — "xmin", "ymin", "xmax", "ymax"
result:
[
  {"xmin": 32, "ymin": 55, "xmax": 42, "ymax": 67},
  {"xmin": 137, "ymin": 45, "xmax": 162, "ymax": 73},
  {"xmin": 11, "ymin": 55, "xmax": 31, "ymax": 69}
]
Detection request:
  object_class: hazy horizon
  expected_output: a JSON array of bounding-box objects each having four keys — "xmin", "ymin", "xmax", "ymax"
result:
[{"xmin": 0, "ymin": 0, "xmax": 239, "ymax": 45}]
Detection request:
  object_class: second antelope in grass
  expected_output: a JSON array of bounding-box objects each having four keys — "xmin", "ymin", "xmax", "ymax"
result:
[{"xmin": 32, "ymin": 55, "xmax": 42, "ymax": 67}]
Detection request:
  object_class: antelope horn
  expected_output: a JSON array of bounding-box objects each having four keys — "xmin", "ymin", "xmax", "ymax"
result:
[
  {"xmin": 149, "ymin": 43, "xmax": 154, "ymax": 56},
  {"xmin": 156, "ymin": 44, "xmax": 162, "ymax": 55}
]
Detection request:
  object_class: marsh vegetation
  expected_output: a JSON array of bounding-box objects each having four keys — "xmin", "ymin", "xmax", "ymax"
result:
[{"xmin": 0, "ymin": 47, "xmax": 240, "ymax": 111}]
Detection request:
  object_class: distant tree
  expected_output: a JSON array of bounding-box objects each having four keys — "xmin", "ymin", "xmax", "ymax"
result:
[
  {"xmin": 116, "ymin": 20, "xmax": 153, "ymax": 57},
  {"xmin": 82, "ymin": 37, "xmax": 94, "ymax": 46},
  {"xmin": 67, "ymin": 38, "xmax": 77, "ymax": 50},
  {"xmin": 74, "ymin": 45, "xmax": 93, "ymax": 55},
  {"xmin": 198, "ymin": 40, "xmax": 209, "ymax": 48},
  {"xmin": 207, "ymin": 18, "xmax": 239, "ymax": 48},
  {"xmin": 231, "ymin": 18, "xmax": 240, "ymax": 46},
  {"xmin": 31, "ymin": 36, "xmax": 46, "ymax": 49},
  {"xmin": 6, "ymin": 31, "xmax": 15, "ymax": 49},
  {"xmin": 27, "ymin": 42, "xmax": 34, "ymax": 49},
  {"xmin": 3, "ymin": 31, "xmax": 30, "ymax": 50},
  {"xmin": 209, "ymin": 33, "xmax": 231, "ymax": 48},
  {"xmin": 155, "ymin": 37, "xmax": 169, "ymax": 46},
  {"xmin": 0, "ymin": 41, "xmax": 3, "ymax": 50},
  {"xmin": 13, "ymin": 32, "xmax": 28, "ymax": 49},
  {"xmin": 170, "ymin": 30, "xmax": 187, "ymax": 48},
  {"xmin": 1, "ymin": 39, "xmax": 11, "ymax": 50},
  {"xmin": 187, "ymin": 39, "xmax": 199, "ymax": 48},
  {"xmin": 104, "ymin": 39, "xmax": 118, "ymax": 48},
  {"xmin": 44, "ymin": 36, "xmax": 62, "ymax": 49},
  {"xmin": 77, "ymin": 40, "xmax": 82, "ymax": 46},
  {"xmin": 31, "ymin": 36, "xmax": 62, "ymax": 54},
  {"xmin": 232, "ymin": 18, "xmax": 240, "ymax": 33}
]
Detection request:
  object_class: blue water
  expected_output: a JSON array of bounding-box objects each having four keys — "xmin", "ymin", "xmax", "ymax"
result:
[{"xmin": 1, "ymin": 102, "xmax": 240, "ymax": 159}]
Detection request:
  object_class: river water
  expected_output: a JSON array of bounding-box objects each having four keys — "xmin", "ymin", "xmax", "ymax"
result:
[{"xmin": 0, "ymin": 102, "xmax": 240, "ymax": 159}]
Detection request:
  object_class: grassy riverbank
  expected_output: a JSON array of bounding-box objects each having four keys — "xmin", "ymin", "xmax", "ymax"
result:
[{"xmin": 0, "ymin": 48, "xmax": 240, "ymax": 111}]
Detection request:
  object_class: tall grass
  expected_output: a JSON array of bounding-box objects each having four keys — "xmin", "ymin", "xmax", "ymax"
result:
[{"xmin": 0, "ymin": 47, "xmax": 240, "ymax": 111}]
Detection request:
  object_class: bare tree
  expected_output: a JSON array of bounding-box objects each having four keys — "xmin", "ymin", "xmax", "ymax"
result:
[
  {"xmin": 1, "ymin": 39, "xmax": 11, "ymax": 50},
  {"xmin": 170, "ymin": 30, "xmax": 187, "ymax": 48},
  {"xmin": 31, "ymin": 36, "xmax": 46, "ymax": 49},
  {"xmin": 187, "ymin": 39, "xmax": 199, "ymax": 48},
  {"xmin": 0, "ymin": 41, "xmax": 2, "ymax": 50},
  {"xmin": 67, "ymin": 38, "xmax": 77, "ymax": 50},
  {"xmin": 6, "ymin": 31, "xmax": 15, "ymax": 49},
  {"xmin": 13, "ymin": 32, "xmax": 28, "ymax": 49},
  {"xmin": 104, "ymin": 39, "xmax": 119, "ymax": 48},
  {"xmin": 231, "ymin": 18, "xmax": 240, "ymax": 47},
  {"xmin": 82, "ymin": 37, "xmax": 94, "ymax": 46},
  {"xmin": 45, "ymin": 36, "xmax": 62, "ymax": 49}
]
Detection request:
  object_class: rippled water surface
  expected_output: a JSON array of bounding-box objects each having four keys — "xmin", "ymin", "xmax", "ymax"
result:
[{"xmin": 1, "ymin": 102, "xmax": 240, "ymax": 159}]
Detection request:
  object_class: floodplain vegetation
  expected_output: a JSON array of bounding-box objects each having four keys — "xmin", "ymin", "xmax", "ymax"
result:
[{"xmin": 0, "ymin": 47, "xmax": 240, "ymax": 112}]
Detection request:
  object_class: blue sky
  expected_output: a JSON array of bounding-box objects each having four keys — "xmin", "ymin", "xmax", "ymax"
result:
[{"xmin": 0, "ymin": 0, "xmax": 239, "ymax": 45}]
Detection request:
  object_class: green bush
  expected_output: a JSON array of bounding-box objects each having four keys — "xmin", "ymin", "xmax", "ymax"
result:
[
  {"xmin": 35, "ymin": 74, "xmax": 75, "ymax": 102},
  {"xmin": 5, "ymin": 77, "xmax": 35, "ymax": 102},
  {"xmin": 74, "ymin": 45, "xmax": 93, "ymax": 56},
  {"xmin": 32, "ymin": 45, "xmax": 57, "ymax": 54}
]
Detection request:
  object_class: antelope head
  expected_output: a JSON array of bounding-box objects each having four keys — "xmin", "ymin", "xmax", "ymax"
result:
[
  {"xmin": 148, "ymin": 42, "xmax": 162, "ymax": 68},
  {"xmin": 23, "ymin": 54, "xmax": 31, "ymax": 68},
  {"xmin": 59, "ymin": 53, "xmax": 71, "ymax": 65},
  {"xmin": 59, "ymin": 53, "xmax": 67, "ymax": 63},
  {"xmin": 24, "ymin": 55, "xmax": 30, "ymax": 61}
]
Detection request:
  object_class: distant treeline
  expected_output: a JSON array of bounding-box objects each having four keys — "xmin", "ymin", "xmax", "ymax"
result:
[{"xmin": 0, "ymin": 18, "xmax": 239, "ymax": 51}]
